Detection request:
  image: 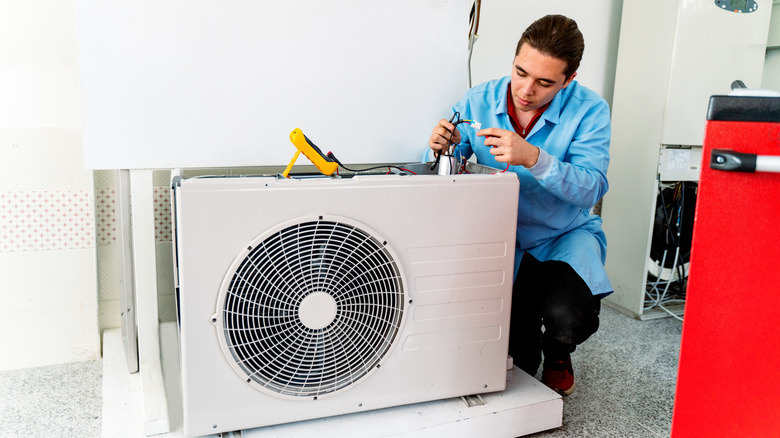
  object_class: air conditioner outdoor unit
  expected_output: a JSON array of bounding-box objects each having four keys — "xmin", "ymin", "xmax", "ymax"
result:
[{"xmin": 172, "ymin": 163, "xmax": 519, "ymax": 436}]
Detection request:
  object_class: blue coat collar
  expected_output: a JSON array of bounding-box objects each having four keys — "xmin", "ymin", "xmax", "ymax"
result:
[{"xmin": 492, "ymin": 75, "xmax": 571, "ymax": 133}]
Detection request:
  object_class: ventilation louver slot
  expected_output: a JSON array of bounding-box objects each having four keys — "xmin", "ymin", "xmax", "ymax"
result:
[{"xmin": 215, "ymin": 217, "xmax": 406, "ymax": 400}]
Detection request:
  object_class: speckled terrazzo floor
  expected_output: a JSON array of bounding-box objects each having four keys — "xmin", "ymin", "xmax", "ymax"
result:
[
  {"xmin": 526, "ymin": 306, "xmax": 683, "ymax": 437},
  {"xmin": 0, "ymin": 306, "xmax": 681, "ymax": 438},
  {"xmin": 0, "ymin": 359, "xmax": 102, "ymax": 438}
]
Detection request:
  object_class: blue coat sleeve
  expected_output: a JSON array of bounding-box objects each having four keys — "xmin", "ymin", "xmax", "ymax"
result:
[
  {"xmin": 451, "ymin": 104, "xmax": 475, "ymax": 163},
  {"xmin": 536, "ymin": 97, "xmax": 611, "ymax": 210}
]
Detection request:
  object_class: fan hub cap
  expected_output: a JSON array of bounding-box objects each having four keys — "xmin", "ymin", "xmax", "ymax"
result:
[{"xmin": 299, "ymin": 291, "xmax": 338, "ymax": 330}]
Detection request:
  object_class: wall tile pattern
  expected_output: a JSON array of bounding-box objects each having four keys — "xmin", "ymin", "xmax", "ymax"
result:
[
  {"xmin": 0, "ymin": 128, "xmax": 99, "ymax": 370},
  {"xmin": 0, "ymin": 190, "xmax": 94, "ymax": 252},
  {"xmin": 153, "ymin": 186, "xmax": 172, "ymax": 243},
  {"xmin": 95, "ymin": 187, "xmax": 117, "ymax": 245}
]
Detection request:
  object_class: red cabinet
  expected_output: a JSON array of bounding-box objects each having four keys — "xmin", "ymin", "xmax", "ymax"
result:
[{"xmin": 672, "ymin": 95, "xmax": 780, "ymax": 437}]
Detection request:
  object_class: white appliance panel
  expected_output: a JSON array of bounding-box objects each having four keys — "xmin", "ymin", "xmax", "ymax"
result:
[{"xmin": 174, "ymin": 171, "xmax": 519, "ymax": 436}]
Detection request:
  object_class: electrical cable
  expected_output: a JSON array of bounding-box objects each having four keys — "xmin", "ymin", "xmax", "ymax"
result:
[
  {"xmin": 325, "ymin": 151, "xmax": 417, "ymax": 175},
  {"xmin": 432, "ymin": 112, "xmax": 479, "ymax": 174},
  {"xmin": 676, "ymin": 183, "xmax": 688, "ymax": 292},
  {"xmin": 458, "ymin": 156, "xmax": 471, "ymax": 174},
  {"xmin": 481, "ymin": 138, "xmax": 511, "ymax": 173},
  {"xmin": 644, "ymin": 180, "xmax": 692, "ymax": 320},
  {"xmin": 658, "ymin": 303, "xmax": 684, "ymax": 321},
  {"xmin": 431, "ymin": 112, "xmax": 460, "ymax": 171},
  {"xmin": 658, "ymin": 182, "xmax": 679, "ymax": 247},
  {"xmin": 432, "ymin": 110, "xmax": 511, "ymax": 175},
  {"xmin": 466, "ymin": 0, "xmax": 482, "ymax": 88}
]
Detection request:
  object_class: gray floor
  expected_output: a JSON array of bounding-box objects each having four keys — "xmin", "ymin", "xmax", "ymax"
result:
[
  {"xmin": 0, "ymin": 306, "xmax": 681, "ymax": 438},
  {"xmin": 528, "ymin": 306, "xmax": 683, "ymax": 437},
  {"xmin": 0, "ymin": 359, "xmax": 102, "ymax": 438}
]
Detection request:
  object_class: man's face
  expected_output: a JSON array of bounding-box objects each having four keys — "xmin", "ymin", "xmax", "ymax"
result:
[{"xmin": 510, "ymin": 43, "xmax": 576, "ymax": 114}]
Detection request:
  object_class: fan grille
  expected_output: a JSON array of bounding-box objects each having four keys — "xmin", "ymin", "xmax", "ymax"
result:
[{"xmin": 218, "ymin": 218, "xmax": 406, "ymax": 399}]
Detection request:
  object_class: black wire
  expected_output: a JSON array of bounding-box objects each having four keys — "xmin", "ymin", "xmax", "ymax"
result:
[
  {"xmin": 432, "ymin": 112, "xmax": 472, "ymax": 173},
  {"xmin": 675, "ymin": 182, "xmax": 687, "ymax": 293},
  {"xmin": 313, "ymin": 111, "xmax": 471, "ymax": 176},
  {"xmin": 659, "ymin": 181, "xmax": 689, "ymax": 295},
  {"xmin": 325, "ymin": 152, "xmax": 415, "ymax": 175},
  {"xmin": 658, "ymin": 182, "xmax": 679, "ymax": 247},
  {"xmin": 432, "ymin": 112, "xmax": 460, "ymax": 170}
]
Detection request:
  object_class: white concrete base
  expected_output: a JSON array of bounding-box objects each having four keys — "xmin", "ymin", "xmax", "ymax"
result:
[
  {"xmin": 103, "ymin": 324, "xmax": 562, "ymax": 438},
  {"xmin": 102, "ymin": 328, "xmax": 144, "ymax": 437}
]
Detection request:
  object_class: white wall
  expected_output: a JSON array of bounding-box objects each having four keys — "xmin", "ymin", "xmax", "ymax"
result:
[
  {"xmin": 469, "ymin": 0, "xmax": 623, "ymax": 107},
  {"xmin": 0, "ymin": 0, "xmax": 631, "ymax": 370},
  {"xmin": 764, "ymin": 1, "xmax": 780, "ymax": 92},
  {"xmin": 0, "ymin": 0, "xmax": 99, "ymax": 370},
  {"xmin": 75, "ymin": 0, "xmax": 473, "ymax": 169},
  {"xmin": 0, "ymin": 1, "xmax": 82, "ymax": 128},
  {"xmin": 601, "ymin": 0, "xmax": 775, "ymax": 318}
]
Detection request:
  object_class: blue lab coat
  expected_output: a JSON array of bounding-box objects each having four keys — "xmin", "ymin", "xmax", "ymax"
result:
[{"xmin": 452, "ymin": 76, "xmax": 613, "ymax": 296}]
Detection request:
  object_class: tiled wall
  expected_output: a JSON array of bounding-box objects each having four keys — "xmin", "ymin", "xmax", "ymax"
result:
[
  {"xmin": 1, "ymin": 1, "xmax": 304, "ymax": 371},
  {"xmin": 92, "ymin": 171, "xmax": 122, "ymax": 331},
  {"xmin": 0, "ymin": 128, "xmax": 99, "ymax": 371},
  {"xmin": 0, "ymin": 190, "xmax": 94, "ymax": 252},
  {"xmin": 94, "ymin": 167, "xmax": 286, "ymax": 332},
  {"xmin": 94, "ymin": 170, "xmax": 178, "ymax": 331}
]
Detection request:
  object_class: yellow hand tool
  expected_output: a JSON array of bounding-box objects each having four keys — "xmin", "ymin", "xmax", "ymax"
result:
[{"xmin": 282, "ymin": 128, "xmax": 339, "ymax": 178}]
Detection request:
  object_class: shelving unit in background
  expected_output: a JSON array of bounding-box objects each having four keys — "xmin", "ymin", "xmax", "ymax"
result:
[{"xmin": 601, "ymin": 0, "xmax": 776, "ymax": 320}]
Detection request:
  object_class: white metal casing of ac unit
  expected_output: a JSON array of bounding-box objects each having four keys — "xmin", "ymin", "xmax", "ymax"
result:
[{"xmin": 173, "ymin": 169, "xmax": 519, "ymax": 436}]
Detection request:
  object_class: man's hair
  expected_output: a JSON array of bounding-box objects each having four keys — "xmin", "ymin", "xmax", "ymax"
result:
[{"xmin": 515, "ymin": 15, "xmax": 584, "ymax": 79}]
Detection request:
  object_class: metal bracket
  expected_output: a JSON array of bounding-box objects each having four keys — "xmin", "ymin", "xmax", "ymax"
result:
[{"xmin": 459, "ymin": 394, "xmax": 486, "ymax": 407}]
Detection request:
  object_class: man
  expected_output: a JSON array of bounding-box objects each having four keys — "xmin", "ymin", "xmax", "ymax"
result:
[{"xmin": 428, "ymin": 14, "xmax": 612, "ymax": 396}]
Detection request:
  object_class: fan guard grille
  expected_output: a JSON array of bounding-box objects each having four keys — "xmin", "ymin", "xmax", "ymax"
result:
[{"xmin": 216, "ymin": 217, "xmax": 406, "ymax": 399}]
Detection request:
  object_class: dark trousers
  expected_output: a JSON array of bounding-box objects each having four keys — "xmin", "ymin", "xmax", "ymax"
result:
[{"xmin": 508, "ymin": 253, "xmax": 602, "ymax": 376}]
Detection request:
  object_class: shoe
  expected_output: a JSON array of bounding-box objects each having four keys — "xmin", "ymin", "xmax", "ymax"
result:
[{"xmin": 541, "ymin": 355, "xmax": 575, "ymax": 396}]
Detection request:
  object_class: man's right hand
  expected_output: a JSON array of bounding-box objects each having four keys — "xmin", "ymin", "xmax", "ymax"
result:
[{"xmin": 429, "ymin": 119, "xmax": 461, "ymax": 153}]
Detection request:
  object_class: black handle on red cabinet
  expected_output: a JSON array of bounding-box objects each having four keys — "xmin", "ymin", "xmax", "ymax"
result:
[
  {"xmin": 711, "ymin": 149, "xmax": 780, "ymax": 173},
  {"xmin": 710, "ymin": 149, "xmax": 756, "ymax": 172}
]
